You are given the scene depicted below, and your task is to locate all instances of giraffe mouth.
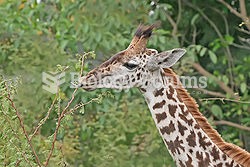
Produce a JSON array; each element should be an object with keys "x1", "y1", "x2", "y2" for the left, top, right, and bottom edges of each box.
[{"x1": 78, "y1": 76, "x2": 98, "y2": 91}]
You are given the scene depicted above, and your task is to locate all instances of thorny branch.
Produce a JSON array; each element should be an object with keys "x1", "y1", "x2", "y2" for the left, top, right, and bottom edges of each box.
[
  {"x1": 1, "y1": 104, "x2": 33, "y2": 167},
  {"x1": 4, "y1": 83, "x2": 42, "y2": 167}
]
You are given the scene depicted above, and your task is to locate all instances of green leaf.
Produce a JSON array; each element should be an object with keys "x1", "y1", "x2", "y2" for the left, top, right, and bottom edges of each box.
[
  {"x1": 195, "y1": 45, "x2": 202, "y2": 52},
  {"x1": 208, "y1": 51, "x2": 217, "y2": 64},
  {"x1": 224, "y1": 35, "x2": 234, "y2": 45},
  {"x1": 199, "y1": 47, "x2": 207, "y2": 57},
  {"x1": 191, "y1": 13, "x2": 200, "y2": 25},
  {"x1": 240, "y1": 83, "x2": 247, "y2": 93},
  {"x1": 211, "y1": 105, "x2": 223, "y2": 119}
]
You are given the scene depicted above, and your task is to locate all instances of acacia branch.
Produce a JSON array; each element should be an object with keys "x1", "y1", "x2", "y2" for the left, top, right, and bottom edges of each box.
[{"x1": 214, "y1": 120, "x2": 250, "y2": 131}]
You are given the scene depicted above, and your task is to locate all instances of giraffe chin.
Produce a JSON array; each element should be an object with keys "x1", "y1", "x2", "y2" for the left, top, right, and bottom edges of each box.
[{"x1": 78, "y1": 83, "x2": 97, "y2": 91}]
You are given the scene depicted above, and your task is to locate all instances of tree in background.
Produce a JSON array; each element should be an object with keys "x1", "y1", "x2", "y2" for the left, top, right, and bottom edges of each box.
[{"x1": 0, "y1": 0, "x2": 249, "y2": 166}]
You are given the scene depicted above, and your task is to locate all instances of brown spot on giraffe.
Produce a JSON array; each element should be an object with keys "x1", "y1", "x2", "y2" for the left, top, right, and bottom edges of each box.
[
  {"x1": 140, "y1": 88, "x2": 146, "y2": 92},
  {"x1": 216, "y1": 163, "x2": 223, "y2": 167},
  {"x1": 168, "y1": 104, "x2": 177, "y2": 118},
  {"x1": 225, "y1": 161, "x2": 235, "y2": 167},
  {"x1": 179, "y1": 160, "x2": 185, "y2": 167},
  {"x1": 211, "y1": 145, "x2": 220, "y2": 161},
  {"x1": 160, "y1": 121, "x2": 175, "y2": 135},
  {"x1": 137, "y1": 73, "x2": 140, "y2": 80},
  {"x1": 153, "y1": 88, "x2": 164, "y2": 97},
  {"x1": 155, "y1": 112, "x2": 167, "y2": 123},
  {"x1": 177, "y1": 120, "x2": 187, "y2": 136},
  {"x1": 165, "y1": 136, "x2": 184, "y2": 155},
  {"x1": 222, "y1": 154, "x2": 227, "y2": 161},
  {"x1": 185, "y1": 155, "x2": 193, "y2": 166},
  {"x1": 196, "y1": 152, "x2": 211, "y2": 166},
  {"x1": 198, "y1": 132, "x2": 212, "y2": 150},
  {"x1": 194, "y1": 124, "x2": 200, "y2": 129},
  {"x1": 179, "y1": 104, "x2": 188, "y2": 116},
  {"x1": 166, "y1": 85, "x2": 177, "y2": 102},
  {"x1": 179, "y1": 113, "x2": 194, "y2": 126},
  {"x1": 152, "y1": 100, "x2": 166, "y2": 110},
  {"x1": 187, "y1": 130, "x2": 196, "y2": 147}
]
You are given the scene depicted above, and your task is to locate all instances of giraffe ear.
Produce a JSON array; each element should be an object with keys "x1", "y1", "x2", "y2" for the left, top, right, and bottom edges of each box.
[{"x1": 155, "y1": 48, "x2": 186, "y2": 68}]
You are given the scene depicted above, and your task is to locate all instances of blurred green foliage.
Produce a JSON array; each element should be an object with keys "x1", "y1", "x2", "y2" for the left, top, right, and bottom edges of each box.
[{"x1": 0, "y1": 0, "x2": 250, "y2": 166}]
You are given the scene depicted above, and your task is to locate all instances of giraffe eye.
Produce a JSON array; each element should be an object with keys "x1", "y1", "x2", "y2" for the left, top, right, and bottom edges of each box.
[{"x1": 123, "y1": 62, "x2": 138, "y2": 70}]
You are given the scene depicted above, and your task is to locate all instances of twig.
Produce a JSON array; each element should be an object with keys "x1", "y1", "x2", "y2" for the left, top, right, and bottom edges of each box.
[
  {"x1": 237, "y1": 27, "x2": 250, "y2": 35},
  {"x1": 4, "y1": 83, "x2": 42, "y2": 167},
  {"x1": 200, "y1": 97, "x2": 250, "y2": 104},
  {"x1": 29, "y1": 95, "x2": 58, "y2": 141},
  {"x1": 165, "y1": 11, "x2": 178, "y2": 37},
  {"x1": 68, "y1": 92, "x2": 108, "y2": 114},
  {"x1": 193, "y1": 87, "x2": 227, "y2": 98},
  {"x1": 214, "y1": 120, "x2": 250, "y2": 131},
  {"x1": 231, "y1": 42, "x2": 250, "y2": 51},
  {"x1": 176, "y1": 0, "x2": 182, "y2": 28},
  {"x1": 210, "y1": 7, "x2": 229, "y2": 34},
  {"x1": 15, "y1": 160, "x2": 21, "y2": 167}
]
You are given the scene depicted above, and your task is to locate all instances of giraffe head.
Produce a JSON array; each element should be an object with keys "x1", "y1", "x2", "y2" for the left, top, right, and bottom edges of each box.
[{"x1": 79, "y1": 24, "x2": 186, "y2": 91}]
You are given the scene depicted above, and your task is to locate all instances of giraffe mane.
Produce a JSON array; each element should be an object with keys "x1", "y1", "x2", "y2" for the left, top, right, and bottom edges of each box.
[{"x1": 163, "y1": 68, "x2": 250, "y2": 166}]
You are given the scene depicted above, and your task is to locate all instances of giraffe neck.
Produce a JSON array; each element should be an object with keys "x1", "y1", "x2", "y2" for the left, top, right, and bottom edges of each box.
[{"x1": 141, "y1": 70, "x2": 241, "y2": 167}]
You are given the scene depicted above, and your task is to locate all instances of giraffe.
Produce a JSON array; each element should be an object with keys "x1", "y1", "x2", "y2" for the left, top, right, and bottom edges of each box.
[{"x1": 79, "y1": 24, "x2": 250, "y2": 167}]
